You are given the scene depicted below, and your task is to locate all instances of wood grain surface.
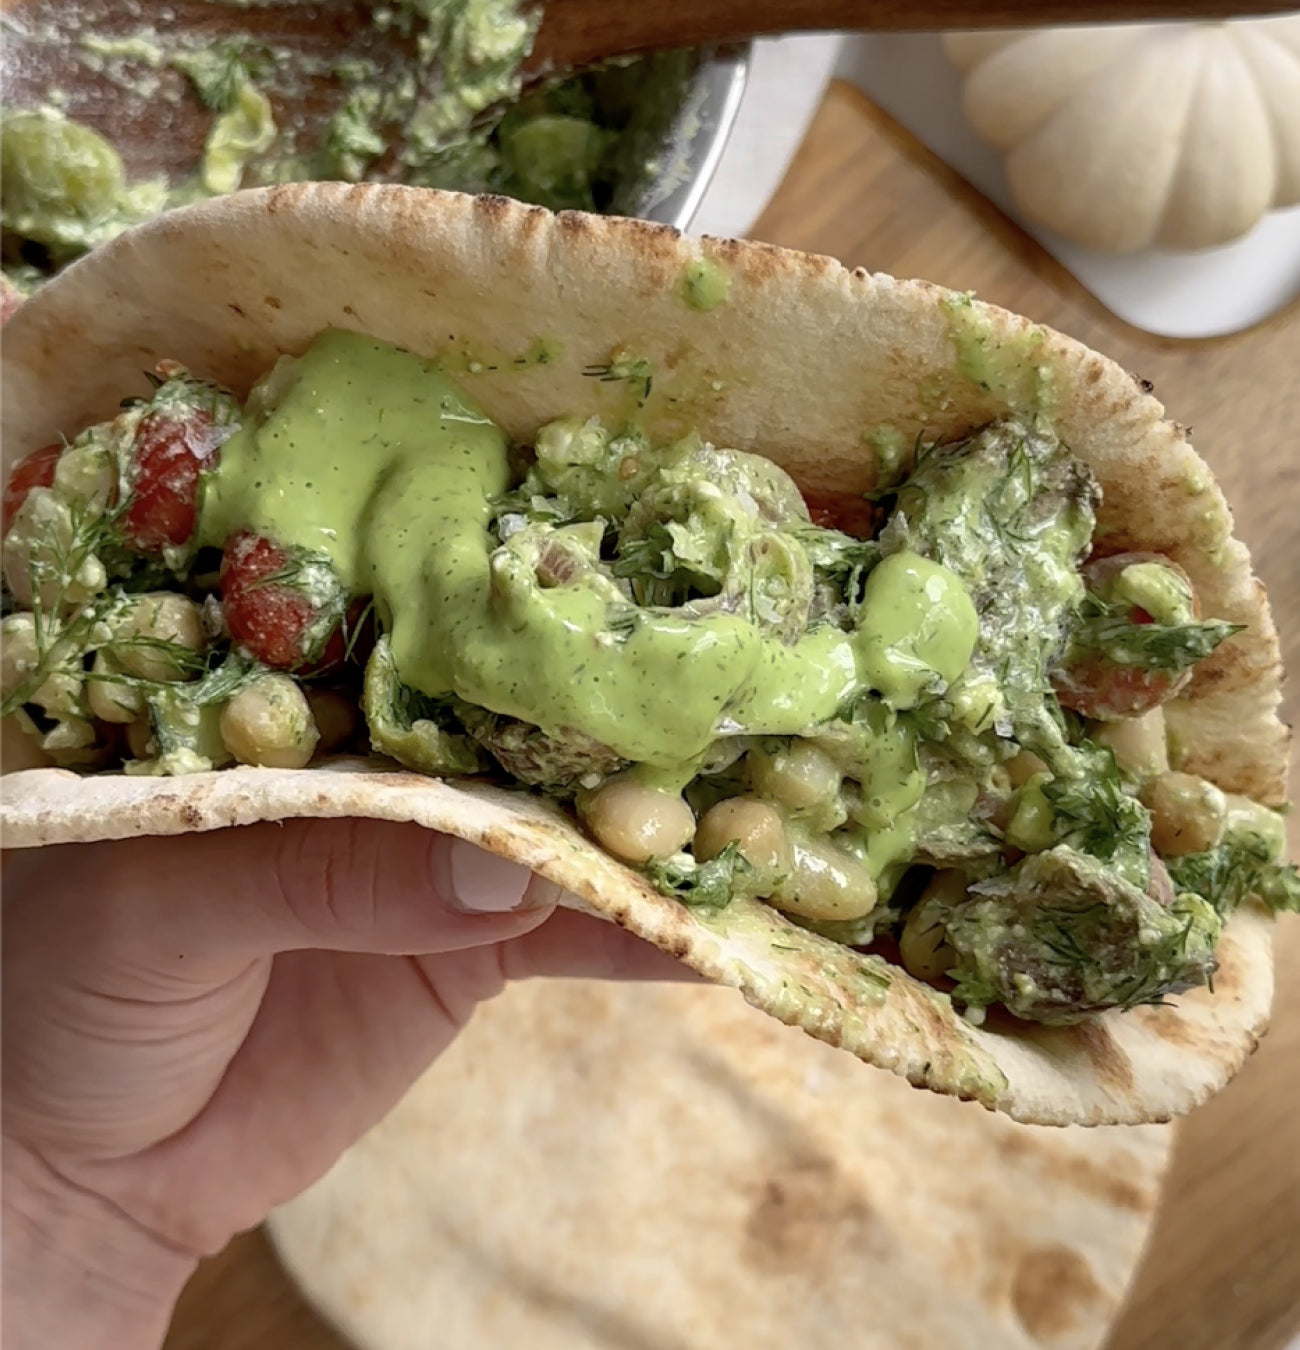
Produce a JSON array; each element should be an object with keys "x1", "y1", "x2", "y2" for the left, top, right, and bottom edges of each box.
[
  {"x1": 163, "y1": 80, "x2": 1300, "y2": 1350},
  {"x1": 531, "y1": 0, "x2": 1300, "y2": 71}
]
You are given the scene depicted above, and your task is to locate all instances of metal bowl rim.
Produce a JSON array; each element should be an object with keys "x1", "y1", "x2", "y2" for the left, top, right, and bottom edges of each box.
[{"x1": 637, "y1": 43, "x2": 751, "y2": 232}]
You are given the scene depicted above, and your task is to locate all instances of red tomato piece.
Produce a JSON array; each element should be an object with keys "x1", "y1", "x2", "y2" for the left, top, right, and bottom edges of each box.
[
  {"x1": 221, "y1": 532, "x2": 320, "y2": 670},
  {"x1": 802, "y1": 489, "x2": 878, "y2": 539},
  {"x1": 1052, "y1": 658, "x2": 1185, "y2": 720},
  {"x1": 1053, "y1": 550, "x2": 1199, "y2": 718},
  {"x1": 122, "y1": 410, "x2": 226, "y2": 551},
  {"x1": 300, "y1": 599, "x2": 375, "y2": 677},
  {"x1": 2, "y1": 443, "x2": 63, "y2": 535}
]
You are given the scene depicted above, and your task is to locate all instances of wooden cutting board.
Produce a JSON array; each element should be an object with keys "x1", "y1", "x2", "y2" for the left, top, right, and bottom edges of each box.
[{"x1": 164, "y1": 80, "x2": 1300, "y2": 1350}]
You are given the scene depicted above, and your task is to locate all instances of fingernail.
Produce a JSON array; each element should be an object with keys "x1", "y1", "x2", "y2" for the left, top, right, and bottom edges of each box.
[{"x1": 442, "y1": 838, "x2": 561, "y2": 913}]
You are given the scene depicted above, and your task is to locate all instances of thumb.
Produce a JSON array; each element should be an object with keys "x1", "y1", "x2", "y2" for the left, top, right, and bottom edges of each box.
[{"x1": 9, "y1": 818, "x2": 562, "y2": 974}]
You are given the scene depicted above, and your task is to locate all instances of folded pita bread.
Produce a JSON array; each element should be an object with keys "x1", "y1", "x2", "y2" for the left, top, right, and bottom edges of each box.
[
  {"x1": 0, "y1": 183, "x2": 1288, "y2": 1125},
  {"x1": 268, "y1": 978, "x2": 1173, "y2": 1350}
]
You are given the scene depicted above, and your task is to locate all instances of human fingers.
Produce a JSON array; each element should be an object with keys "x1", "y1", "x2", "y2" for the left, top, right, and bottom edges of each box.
[
  {"x1": 3, "y1": 818, "x2": 561, "y2": 985},
  {"x1": 2, "y1": 820, "x2": 558, "y2": 1155}
]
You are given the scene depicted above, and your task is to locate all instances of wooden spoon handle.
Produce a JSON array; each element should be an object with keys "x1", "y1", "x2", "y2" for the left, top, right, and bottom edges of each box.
[{"x1": 529, "y1": 0, "x2": 1300, "y2": 73}]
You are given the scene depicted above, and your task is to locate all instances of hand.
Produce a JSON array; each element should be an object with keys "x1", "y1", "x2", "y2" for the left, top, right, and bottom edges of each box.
[{"x1": 2, "y1": 818, "x2": 685, "y2": 1350}]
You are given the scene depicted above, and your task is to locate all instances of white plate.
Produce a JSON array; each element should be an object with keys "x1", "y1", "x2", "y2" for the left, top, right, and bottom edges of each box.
[{"x1": 836, "y1": 33, "x2": 1300, "y2": 340}]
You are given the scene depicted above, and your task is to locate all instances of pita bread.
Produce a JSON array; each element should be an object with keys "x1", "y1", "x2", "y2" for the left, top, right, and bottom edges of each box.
[
  {"x1": 268, "y1": 978, "x2": 1174, "y2": 1350},
  {"x1": 0, "y1": 184, "x2": 1288, "y2": 1124}
]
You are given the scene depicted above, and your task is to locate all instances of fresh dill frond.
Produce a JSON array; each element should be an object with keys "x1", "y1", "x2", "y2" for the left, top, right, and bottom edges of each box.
[
  {"x1": 1169, "y1": 837, "x2": 1300, "y2": 917},
  {"x1": 1041, "y1": 755, "x2": 1150, "y2": 884},
  {"x1": 1, "y1": 493, "x2": 137, "y2": 718},
  {"x1": 341, "y1": 597, "x2": 376, "y2": 664},
  {"x1": 581, "y1": 354, "x2": 654, "y2": 407},
  {"x1": 1070, "y1": 592, "x2": 1241, "y2": 672},
  {"x1": 611, "y1": 523, "x2": 717, "y2": 607},
  {"x1": 185, "y1": 649, "x2": 261, "y2": 706},
  {"x1": 89, "y1": 633, "x2": 212, "y2": 684}
]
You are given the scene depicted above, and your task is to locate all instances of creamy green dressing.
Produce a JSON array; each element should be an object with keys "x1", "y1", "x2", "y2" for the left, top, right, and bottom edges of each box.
[
  {"x1": 864, "y1": 425, "x2": 908, "y2": 487},
  {"x1": 943, "y1": 292, "x2": 1057, "y2": 414},
  {"x1": 680, "y1": 259, "x2": 730, "y2": 312},
  {"x1": 199, "y1": 330, "x2": 980, "y2": 771},
  {"x1": 11, "y1": 326, "x2": 1288, "y2": 1027},
  {"x1": 1112, "y1": 561, "x2": 1193, "y2": 624},
  {"x1": 0, "y1": 109, "x2": 165, "y2": 259},
  {"x1": 854, "y1": 552, "x2": 978, "y2": 709},
  {"x1": 200, "y1": 82, "x2": 276, "y2": 195}
]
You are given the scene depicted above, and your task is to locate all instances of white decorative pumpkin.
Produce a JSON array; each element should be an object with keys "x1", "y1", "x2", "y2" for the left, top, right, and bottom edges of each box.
[{"x1": 943, "y1": 19, "x2": 1300, "y2": 253}]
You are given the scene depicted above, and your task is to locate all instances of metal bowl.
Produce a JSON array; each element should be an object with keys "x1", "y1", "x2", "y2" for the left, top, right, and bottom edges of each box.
[
  {"x1": 0, "y1": 17, "x2": 749, "y2": 296},
  {"x1": 634, "y1": 46, "x2": 751, "y2": 230}
]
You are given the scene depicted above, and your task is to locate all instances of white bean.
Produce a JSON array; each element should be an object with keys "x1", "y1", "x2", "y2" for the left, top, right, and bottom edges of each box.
[
  {"x1": 2, "y1": 615, "x2": 80, "y2": 715},
  {"x1": 1093, "y1": 707, "x2": 1169, "y2": 781},
  {"x1": 748, "y1": 739, "x2": 842, "y2": 812},
  {"x1": 113, "y1": 593, "x2": 207, "y2": 681},
  {"x1": 693, "y1": 797, "x2": 791, "y2": 886},
  {"x1": 220, "y1": 674, "x2": 319, "y2": 769},
  {"x1": 1003, "y1": 749, "x2": 1047, "y2": 789},
  {"x1": 86, "y1": 651, "x2": 145, "y2": 723},
  {"x1": 580, "y1": 777, "x2": 695, "y2": 864},
  {"x1": 1142, "y1": 771, "x2": 1226, "y2": 856},
  {"x1": 53, "y1": 442, "x2": 117, "y2": 513},
  {"x1": 3, "y1": 490, "x2": 75, "y2": 609},
  {"x1": 770, "y1": 836, "x2": 877, "y2": 922}
]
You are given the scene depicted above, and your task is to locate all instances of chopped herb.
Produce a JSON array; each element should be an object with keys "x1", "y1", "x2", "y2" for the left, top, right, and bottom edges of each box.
[
  {"x1": 791, "y1": 523, "x2": 881, "y2": 625},
  {"x1": 948, "y1": 848, "x2": 1221, "y2": 1023},
  {"x1": 886, "y1": 419, "x2": 1099, "y2": 763},
  {"x1": 1169, "y1": 834, "x2": 1300, "y2": 917},
  {"x1": 582, "y1": 354, "x2": 654, "y2": 406},
  {"x1": 1041, "y1": 753, "x2": 1151, "y2": 888},
  {"x1": 645, "y1": 842, "x2": 748, "y2": 909},
  {"x1": 173, "y1": 40, "x2": 274, "y2": 114},
  {"x1": 612, "y1": 521, "x2": 719, "y2": 607},
  {"x1": 1070, "y1": 592, "x2": 1240, "y2": 672}
]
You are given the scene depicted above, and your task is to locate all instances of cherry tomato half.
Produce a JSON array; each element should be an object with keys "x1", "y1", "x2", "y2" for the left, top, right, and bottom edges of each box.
[
  {"x1": 2, "y1": 443, "x2": 63, "y2": 535},
  {"x1": 1052, "y1": 660, "x2": 1184, "y2": 721},
  {"x1": 123, "y1": 409, "x2": 227, "y2": 552},
  {"x1": 1052, "y1": 551, "x2": 1197, "y2": 719},
  {"x1": 220, "y1": 532, "x2": 353, "y2": 672}
]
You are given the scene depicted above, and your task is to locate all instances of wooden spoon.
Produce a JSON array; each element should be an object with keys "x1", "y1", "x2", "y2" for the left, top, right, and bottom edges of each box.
[
  {"x1": 3, "y1": 0, "x2": 1293, "y2": 187},
  {"x1": 532, "y1": 0, "x2": 1300, "y2": 73}
]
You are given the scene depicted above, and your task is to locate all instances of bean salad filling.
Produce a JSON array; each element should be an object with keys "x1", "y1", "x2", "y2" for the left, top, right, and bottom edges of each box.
[{"x1": 4, "y1": 328, "x2": 1297, "y2": 1025}]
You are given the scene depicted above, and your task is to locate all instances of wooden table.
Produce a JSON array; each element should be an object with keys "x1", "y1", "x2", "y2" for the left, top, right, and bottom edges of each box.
[{"x1": 165, "y1": 81, "x2": 1300, "y2": 1350}]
